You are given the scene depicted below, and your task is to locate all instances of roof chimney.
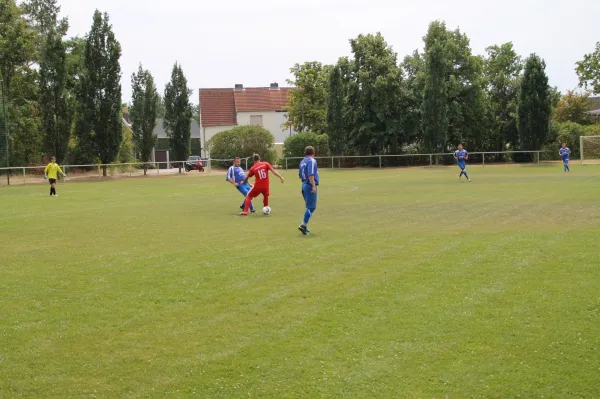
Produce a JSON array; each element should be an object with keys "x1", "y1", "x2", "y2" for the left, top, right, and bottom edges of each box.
[
  {"x1": 270, "y1": 82, "x2": 279, "y2": 91},
  {"x1": 234, "y1": 84, "x2": 244, "y2": 91}
]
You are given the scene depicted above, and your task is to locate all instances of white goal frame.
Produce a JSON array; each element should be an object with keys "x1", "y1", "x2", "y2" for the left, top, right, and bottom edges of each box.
[{"x1": 580, "y1": 135, "x2": 600, "y2": 165}]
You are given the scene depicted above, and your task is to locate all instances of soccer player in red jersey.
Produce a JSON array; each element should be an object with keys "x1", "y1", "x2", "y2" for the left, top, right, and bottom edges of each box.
[{"x1": 239, "y1": 154, "x2": 285, "y2": 216}]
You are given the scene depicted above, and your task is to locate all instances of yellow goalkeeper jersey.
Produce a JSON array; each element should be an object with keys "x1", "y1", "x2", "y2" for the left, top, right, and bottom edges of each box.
[{"x1": 44, "y1": 162, "x2": 63, "y2": 179}]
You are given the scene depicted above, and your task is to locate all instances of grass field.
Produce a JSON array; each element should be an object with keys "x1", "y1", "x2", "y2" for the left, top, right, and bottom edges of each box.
[{"x1": 1, "y1": 165, "x2": 600, "y2": 398}]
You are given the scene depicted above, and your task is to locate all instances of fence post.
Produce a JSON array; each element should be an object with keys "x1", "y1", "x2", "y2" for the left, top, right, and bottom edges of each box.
[
  {"x1": 379, "y1": 155, "x2": 382, "y2": 169},
  {"x1": 536, "y1": 152, "x2": 540, "y2": 164},
  {"x1": 157, "y1": 164, "x2": 160, "y2": 175},
  {"x1": 97, "y1": 165, "x2": 101, "y2": 179},
  {"x1": 285, "y1": 158, "x2": 288, "y2": 170},
  {"x1": 23, "y1": 168, "x2": 26, "y2": 184},
  {"x1": 429, "y1": 154, "x2": 433, "y2": 166},
  {"x1": 331, "y1": 157, "x2": 334, "y2": 169},
  {"x1": 482, "y1": 154, "x2": 485, "y2": 167},
  {"x1": 580, "y1": 136, "x2": 584, "y2": 165}
]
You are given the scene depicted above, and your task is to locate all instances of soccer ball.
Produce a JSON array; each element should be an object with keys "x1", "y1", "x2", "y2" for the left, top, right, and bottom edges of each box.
[{"x1": 262, "y1": 206, "x2": 272, "y2": 215}]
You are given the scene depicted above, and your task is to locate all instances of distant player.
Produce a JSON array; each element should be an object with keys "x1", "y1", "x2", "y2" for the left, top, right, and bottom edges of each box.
[
  {"x1": 44, "y1": 156, "x2": 66, "y2": 197},
  {"x1": 559, "y1": 143, "x2": 571, "y2": 172},
  {"x1": 239, "y1": 154, "x2": 285, "y2": 216},
  {"x1": 298, "y1": 146, "x2": 319, "y2": 236},
  {"x1": 454, "y1": 144, "x2": 471, "y2": 182},
  {"x1": 226, "y1": 157, "x2": 255, "y2": 213}
]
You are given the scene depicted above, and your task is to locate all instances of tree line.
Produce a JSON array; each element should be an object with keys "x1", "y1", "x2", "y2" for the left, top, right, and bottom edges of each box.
[
  {"x1": 0, "y1": 0, "x2": 193, "y2": 174},
  {"x1": 285, "y1": 22, "x2": 600, "y2": 160}
]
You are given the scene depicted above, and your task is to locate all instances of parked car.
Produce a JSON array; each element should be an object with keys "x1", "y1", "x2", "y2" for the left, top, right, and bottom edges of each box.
[{"x1": 185, "y1": 155, "x2": 205, "y2": 172}]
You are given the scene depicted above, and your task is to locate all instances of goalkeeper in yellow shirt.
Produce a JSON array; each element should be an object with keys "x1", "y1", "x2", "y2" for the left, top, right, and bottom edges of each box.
[{"x1": 44, "y1": 156, "x2": 66, "y2": 197}]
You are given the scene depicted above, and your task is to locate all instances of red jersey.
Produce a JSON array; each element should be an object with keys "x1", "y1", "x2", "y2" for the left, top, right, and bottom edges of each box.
[{"x1": 247, "y1": 162, "x2": 273, "y2": 188}]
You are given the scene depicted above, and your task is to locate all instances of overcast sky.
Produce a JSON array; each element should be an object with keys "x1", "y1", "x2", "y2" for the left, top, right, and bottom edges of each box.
[{"x1": 57, "y1": 0, "x2": 599, "y2": 103}]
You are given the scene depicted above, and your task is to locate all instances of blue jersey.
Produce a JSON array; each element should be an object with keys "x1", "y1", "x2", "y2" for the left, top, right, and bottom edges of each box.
[
  {"x1": 226, "y1": 166, "x2": 247, "y2": 184},
  {"x1": 455, "y1": 149, "x2": 468, "y2": 162},
  {"x1": 299, "y1": 157, "x2": 319, "y2": 186},
  {"x1": 559, "y1": 147, "x2": 571, "y2": 162}
]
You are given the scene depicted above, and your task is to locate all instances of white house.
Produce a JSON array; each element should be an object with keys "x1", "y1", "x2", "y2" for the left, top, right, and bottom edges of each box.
[{"x1": 199, "y1": 83, "x2": 297, "y2": 157}]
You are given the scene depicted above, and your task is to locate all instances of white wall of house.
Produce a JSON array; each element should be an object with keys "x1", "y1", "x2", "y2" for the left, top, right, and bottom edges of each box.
[{"x1": 237, "y1": 111, "x2": 293, "y2": 144}]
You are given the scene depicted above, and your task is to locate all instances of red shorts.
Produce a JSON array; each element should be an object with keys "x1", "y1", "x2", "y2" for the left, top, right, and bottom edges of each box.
[{"x1": 248, "y1": 186, "x2": 269, "y2": 198}]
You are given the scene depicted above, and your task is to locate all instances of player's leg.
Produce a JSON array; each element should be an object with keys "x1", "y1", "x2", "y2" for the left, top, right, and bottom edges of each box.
[
  {"x1": 458, "y1": 165, "x2": 464, "y2": 179},
  {"x1": 241, "y1": 187, "x2": 259, "y2": 215},
  {"x1": 49, "y1": 179, "x2": 56, "y2": 196},
  {"x1": 238, "y1": 184, "x2": 255, "y2": 212},
  {"x1": 299, "y1": 185, "x2": 317, "y2": 235},
  {"x1": 565, "y1": 160, "x2": 570, "y2": 172},
  {"x1": 262, "y1": 189, "x2": 269, "y2": 207},
  {"x1": 462, "y1": 167, "x2": 470, "y2": 182}
]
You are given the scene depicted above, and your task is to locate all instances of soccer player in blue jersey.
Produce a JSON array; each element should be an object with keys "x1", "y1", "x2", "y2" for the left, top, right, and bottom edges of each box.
[
  {"x1": 298, "y1": 146, "x2": 319, "y2": 236},
  {"x1": 454, "y1": 144, "x2": 471, "y2": 182},
  {"x1": 226, "y1": 157, "x2": 255, "y2": 213},
  {"x1": 559, "y1": 143, "x2": 571, "y2": 172}
]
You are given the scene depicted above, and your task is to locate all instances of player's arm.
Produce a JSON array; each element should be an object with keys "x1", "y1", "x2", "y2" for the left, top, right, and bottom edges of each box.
[
  {"x1": 267, "y1": 164, "x2": 285, "y2": 183},
  {"x1": 241, "y1": 169, "x2": 253, "y2": 185},
  {"x1": 308, "y1": 175, "x2": 317, "y2": 193},
  {"x1": 227, "y1": 168, "x2": 238, "y2": 187},
  {"x1": 44, "y1": 164, "x2": 49, "y2": 179},
  {"x1": 464, "y1": 151, "x2": 469, "y2": 161},
  {"x1": 58, "y1": 165, "x2": 66, "y2": 177}
]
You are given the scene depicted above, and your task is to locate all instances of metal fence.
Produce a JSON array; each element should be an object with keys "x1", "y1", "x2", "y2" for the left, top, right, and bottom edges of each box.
[
  {"x1": 279, "y1": 150, "x2": 545, "y2": 170},
  {"x1": 0, "y1": 151, "x2": 553, "y2": 186},
  {"x1": 0, "y1": 158, "x2": 250, "y2": 186}
]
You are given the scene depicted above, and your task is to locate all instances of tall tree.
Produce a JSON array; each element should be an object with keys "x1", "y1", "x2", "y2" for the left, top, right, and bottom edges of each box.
[
  {"x1": 517, "y1": 54, "x2": 551, "y2": 156},
  {"x1": 576, "y1": 42, "x2": 600, "y2": 95},
  {"x1": 130, "y1": 64, "x2": 158, "y2": 175},
  {"x1": 76, "y1": 10, "x2": 122, "y2": 175},
  {"x1": 21, "y1": 0, "x2": 68, "y2": 36},
  {"x1": 421, "y1": 21, "x2": 489, "y2": 153},
  {"x1": 421, "y1": 21, "x2": 449, "y2": 153},
  {"x1": 344, "y1": 33, "x2": 404, "y2": 155},
  {"x1": 0, "y1": 0, "x2": 41, "y2": 166},
  {"x1": 164, "y1": 62, "x2": 192, "y2": 172},
  {"x1": 401, "y1": 50, "x2": 425, "y2": 146},
  {"x1": 326, "y1": 61, "x2": 348, "y2": 154},
  {"x1": 484, "y1": 42, "x2": 522, "y2": 151},
  {"x1": 39, "y1": 29, "x2": 72, "y2": 162},
  {"x1": 285, "y1": 61, "x2": 332, "y2": 133},
  {"x1": 552, "y1": 90, "x2": 594, "y2": 125}
]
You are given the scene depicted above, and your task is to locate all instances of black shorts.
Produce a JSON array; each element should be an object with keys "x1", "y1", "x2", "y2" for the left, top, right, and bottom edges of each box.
[{"x1": 49, "y1": 178, "x2": 56, "y2": 185}]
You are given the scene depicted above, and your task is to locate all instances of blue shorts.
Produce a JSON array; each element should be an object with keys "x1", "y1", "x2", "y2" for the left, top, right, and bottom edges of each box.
[
  {"x1": 563, "y1": 158, "x2": 569, "y2": 165},
  {"x1": 302, "y1": 183, "x2": 318, "y2": 208},
  {"x1": 457, "y1": 162, "x2": 466, "y2": 170},
  {"x1": 237, "y1": 183, "x2": 252, "y2": 196}
]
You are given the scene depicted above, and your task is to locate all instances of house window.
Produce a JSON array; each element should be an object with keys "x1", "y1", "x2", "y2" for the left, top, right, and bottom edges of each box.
[{"x1": 250, "y1": 115, "x2": 263, "y2": 126}]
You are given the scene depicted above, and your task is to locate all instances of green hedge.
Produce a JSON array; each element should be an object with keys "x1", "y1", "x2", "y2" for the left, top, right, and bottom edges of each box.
[
  {"x1": 208, "y1": 126, "x2": 276, "y2": 168},
  {"x1": 541, "y1": 122, "x2": 600, "y2": 160},
  {"x1": 281, "y1": 133, "x2": 329, "y2": 168}
]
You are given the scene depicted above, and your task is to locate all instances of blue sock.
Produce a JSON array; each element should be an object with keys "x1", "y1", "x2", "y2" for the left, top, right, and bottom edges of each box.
[
  {"x1": 464, "y1": 171, "x2": 469, "y2": 180},
  {"x1": 459, "y1": 171, "x2": 464, "y2": 177},
  {"x1": 302, "y1": 208, "x2": 316, "y2": 225},
  {"x1": 566, "y1": 164, "x2": 570, "y2": 172}
]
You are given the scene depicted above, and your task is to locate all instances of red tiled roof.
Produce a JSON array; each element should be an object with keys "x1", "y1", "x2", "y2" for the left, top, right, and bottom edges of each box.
[
  {"x1": 199, "y1": 87, "x2": 295, "y2": 127},
  {"x1": 234, "y1": 87, "x2": 293, "y2": 112},
  {"x1": 199, "y1": 89, "x2": 237, "y2": 127}
]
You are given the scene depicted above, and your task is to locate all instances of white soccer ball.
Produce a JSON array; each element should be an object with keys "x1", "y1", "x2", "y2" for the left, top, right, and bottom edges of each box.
[{"x1": 262, "y1": 206, "x2": 272, "y2": 215}]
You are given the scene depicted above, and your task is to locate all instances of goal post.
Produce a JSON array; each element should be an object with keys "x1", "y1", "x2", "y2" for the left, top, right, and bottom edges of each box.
[{"x1": 580, "y1": 135, "x2": 600, "y2": 165}]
